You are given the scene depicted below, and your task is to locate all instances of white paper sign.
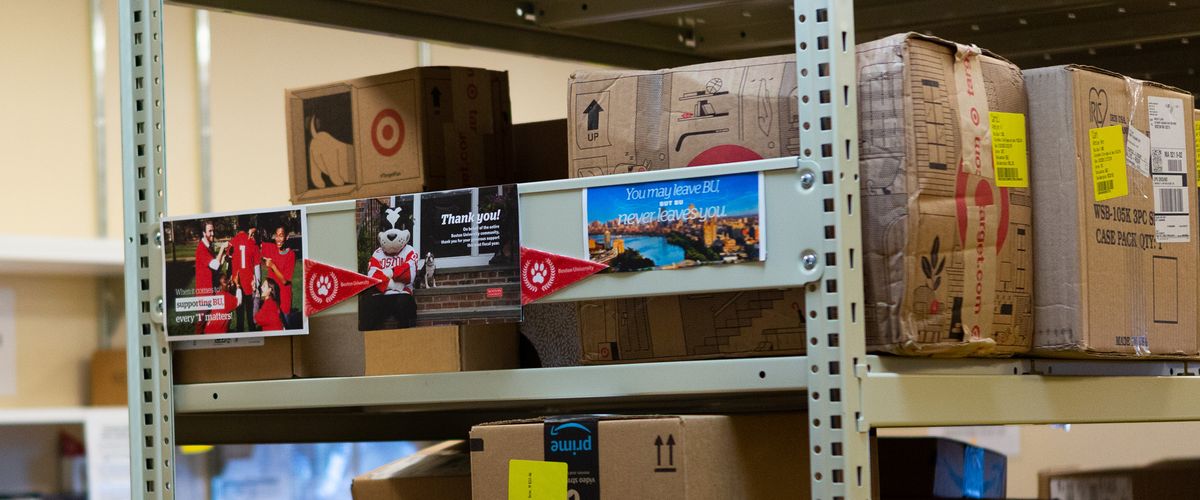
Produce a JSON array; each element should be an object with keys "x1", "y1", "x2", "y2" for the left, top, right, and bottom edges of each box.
[
  {"x1": 85, "y1": 409, "x2": 132, "y2": 500},
  {"x1": 0, "y1": 289, "x2": 14, "y2": 396}
]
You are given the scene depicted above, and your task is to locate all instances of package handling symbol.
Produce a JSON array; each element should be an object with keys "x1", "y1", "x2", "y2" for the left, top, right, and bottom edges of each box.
[
  {"x1": 654, "y1": 434, "x2": 677, "y2": 473},
  {"x1": 584, "y1": 99, "x2": 604, "y2": 131},
  {"x1": 431, "y1": 86, "x2": 442, "y2": 108}
]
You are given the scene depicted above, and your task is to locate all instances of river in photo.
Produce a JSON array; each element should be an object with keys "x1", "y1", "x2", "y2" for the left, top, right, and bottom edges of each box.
[{"x1": 591, "y1": 234, "x2": 685, "y2": 266}]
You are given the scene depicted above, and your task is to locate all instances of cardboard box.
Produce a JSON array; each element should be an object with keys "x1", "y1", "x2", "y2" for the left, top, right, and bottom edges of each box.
[
  {"x1": 470, "y1": 413, "x2": 809, "y2": 500},
  {"x1": 567, "y1": 55, "x2": 799, "y2": 177},
  {"x1": 858, "y1": 33, "x2": 1034, "y2": 356},
  {"x1": 513, "y1": 119, "x2": 568, "y2": 182},
  {"x1": 173, "y1": 313, "x2": 519, "y2": 383},
  {"x1": 878, "y1": 437, "x2": 1006, "y2": 499},
  {"x1": 286, "y1": 67, "x2": 513, "y2": 203},
  {"x1": 1039, "y1": 459, "x2": 1200, "y2": 499},
  {"x1": 173, "y1": 336, "x2": 295, "y2": 384},
  {"x1": 578, "y1": 288, "x2": 807, "y2": 363},
  {"x1": 352, "y1": 441, "x2": 471, "y2": 500},
  {"x1": 1026, "y1": 65, "x2": 1198, "y2": 357},
  {"x1": 89, "y1": 349, "x2": 127, "y2": 406},
  {"x1": 365, "y1": 323, "x2": 519, "y2": 375}
]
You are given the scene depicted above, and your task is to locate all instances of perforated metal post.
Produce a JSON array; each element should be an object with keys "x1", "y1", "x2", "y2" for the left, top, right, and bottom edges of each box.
[
  {"x1": 795, "y1": 0, "x2": 870, "y2": 499},
  {"x1": 120, "y1": 0, "x2": 175, "y2": 497}
]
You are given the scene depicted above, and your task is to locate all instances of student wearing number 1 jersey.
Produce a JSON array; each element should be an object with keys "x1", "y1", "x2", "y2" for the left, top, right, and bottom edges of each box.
[{"x1": 228, "y1": 223, "x2": 261, "y2": 331}]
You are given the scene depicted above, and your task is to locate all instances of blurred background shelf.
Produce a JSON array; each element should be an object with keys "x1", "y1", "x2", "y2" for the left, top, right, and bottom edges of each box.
[{"x1": 0, "y1": 236, "x2": 123, "y2": 276}]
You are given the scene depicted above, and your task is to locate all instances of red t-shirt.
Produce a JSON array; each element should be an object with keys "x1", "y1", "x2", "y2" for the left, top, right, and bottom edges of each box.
[
  {"x1": 202, "y1": 292, "x2": 239, "y2": 334},
  {"x1": 229, "y1": 232, "x2": 260, "y2": 296},
  {"x1": 255, "y1": 298, "x2": 284, "y2": 331},
  {"x1": 261, "y1": 243, "x2": 297, "y2": 313},
  {"x1": 194, "y1": 240, "x2": 217, "y2": 293}
]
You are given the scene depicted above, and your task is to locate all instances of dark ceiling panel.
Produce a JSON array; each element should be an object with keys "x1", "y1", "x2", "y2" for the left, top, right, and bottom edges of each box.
[{"x1": 168, "y1": 0, "x2": 1200, "y2": 92}]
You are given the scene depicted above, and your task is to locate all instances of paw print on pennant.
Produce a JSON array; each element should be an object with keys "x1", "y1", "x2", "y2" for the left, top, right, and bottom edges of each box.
[
  {"x1": 316, "y1": 274, "x2": 334, "y2": 298},
  {"x1": 530, "y1": 262, "x2": 548, "y2": 284}
]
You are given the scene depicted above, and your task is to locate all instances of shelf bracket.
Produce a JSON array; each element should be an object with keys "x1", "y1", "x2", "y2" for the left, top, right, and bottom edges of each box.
[
  {"x1": 120, "y1": 0, "x2": 175, "y2": 498},
  {"x1": 795, "y1": 0, "x2": 871, "y2": 499}
]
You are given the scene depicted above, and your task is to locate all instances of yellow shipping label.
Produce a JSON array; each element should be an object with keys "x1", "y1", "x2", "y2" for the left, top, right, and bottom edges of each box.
[
  {"x1": 508, "y1": 460, "x2": 567, "y2": 500},
  {"x1": 1089, "y1": 125, "x2": 1128, "y2": 202},
  {"x1": 990, "y1": 112, "x2": 1029, "y2": 187}
]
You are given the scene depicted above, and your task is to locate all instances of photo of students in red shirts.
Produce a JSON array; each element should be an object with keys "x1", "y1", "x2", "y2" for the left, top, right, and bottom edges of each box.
[{"x1": 163, "y1": 208, "x2": 307, "y2": 341}]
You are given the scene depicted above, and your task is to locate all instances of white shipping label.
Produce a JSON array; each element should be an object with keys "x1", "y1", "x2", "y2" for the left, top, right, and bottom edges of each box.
[
  {"x1": 1148, "y1": 96, "x2": 1191, "y2": 242},
  {"x1": 1126, "y1": 126, "x2": 1151, "y2": 177},
  {"x1": 0, "y1": 289, "x2": 12, "y2": 396},
  {"x1": 1050, "y1": 476, "x2": 1133, "y2": 500},
  {"x1": 172, "y1": 336, "x2": 266, "y2": 351}
]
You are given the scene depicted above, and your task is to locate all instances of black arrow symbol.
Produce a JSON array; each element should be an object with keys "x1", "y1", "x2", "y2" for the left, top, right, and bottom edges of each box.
[
  {"x1": 584, "y1": 99, "x2": 604, "y2": 131},
  {"x1": 666, "y1": 434, "x2": 676, "y2": 466},
  {"x1": 431, "y1": 87, "x2": 442, "y2": 108},
  {"x1": 655, "y1": 435, "x2": 663, "y2": 466}
]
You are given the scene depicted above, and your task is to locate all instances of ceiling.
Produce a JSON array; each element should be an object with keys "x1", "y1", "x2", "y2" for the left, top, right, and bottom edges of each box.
[{"x1": 173, "y1": 0, "x2": 1200, "y2": 92}]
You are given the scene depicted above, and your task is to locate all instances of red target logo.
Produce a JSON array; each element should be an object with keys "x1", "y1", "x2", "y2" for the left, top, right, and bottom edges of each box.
[{"x1": 370, "y1": 109, "x2": 405, "y2": 157}]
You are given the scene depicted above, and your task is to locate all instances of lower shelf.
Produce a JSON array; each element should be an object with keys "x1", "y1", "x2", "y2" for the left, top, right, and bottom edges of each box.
[{"x1": 172, "y1": 355, "x2": 1200, "y2": 444}]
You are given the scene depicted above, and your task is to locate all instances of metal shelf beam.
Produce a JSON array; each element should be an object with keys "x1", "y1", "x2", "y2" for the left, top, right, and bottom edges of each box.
[
  {"x1": 175, "y1": 357, "x2": 808, "y2": 414},
  {"x1": 863, "y1": 372, "x2": 1200, "y2": 428}
]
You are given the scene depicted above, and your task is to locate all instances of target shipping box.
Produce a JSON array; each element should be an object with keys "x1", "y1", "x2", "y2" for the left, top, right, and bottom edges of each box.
[
  {"x1": 857, "y1": 33, "x2": 1034, "y2": 356},
  {"x1": 1026, "y1": 65, "x2": 1198, "y2": 357},
  {"x1": 285, "y1": 67, "x2": 512, "y2": 203}
]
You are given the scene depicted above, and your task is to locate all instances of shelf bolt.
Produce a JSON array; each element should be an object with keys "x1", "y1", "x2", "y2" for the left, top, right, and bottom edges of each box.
[
  {"x1": 156, "y1": 297, "x2": 164, "y2": 314},
  {"x1": 800, "y1": 171, "x2": 815, "y2": 189},
  {"x1": 802, "y1": 250, "x2": 818, "y2": 270},
  {"x1": 154, "y1": 231, "x2": 162, "y2": 247}
]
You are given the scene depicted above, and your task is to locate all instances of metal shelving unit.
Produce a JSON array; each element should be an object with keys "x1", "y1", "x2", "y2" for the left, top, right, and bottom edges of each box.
[{"x1": 118, "y1": 1, "x2": 1200, "y2": 499}]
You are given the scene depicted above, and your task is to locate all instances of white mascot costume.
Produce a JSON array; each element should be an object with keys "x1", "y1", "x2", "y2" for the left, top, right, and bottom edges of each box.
[{"x1": 365, "y1": 206, "x2": 418, "y2": 327}]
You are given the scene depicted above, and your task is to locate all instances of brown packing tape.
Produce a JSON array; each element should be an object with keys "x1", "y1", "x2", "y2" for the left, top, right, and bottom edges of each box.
[{"x1": 951, "y1": 42, "x2": 998, "y2": 344}]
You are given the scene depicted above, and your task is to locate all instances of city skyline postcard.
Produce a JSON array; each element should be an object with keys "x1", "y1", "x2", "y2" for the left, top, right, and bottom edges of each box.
[{"x1": 584, "y1": 171, "x2": 765, "y2": 272}]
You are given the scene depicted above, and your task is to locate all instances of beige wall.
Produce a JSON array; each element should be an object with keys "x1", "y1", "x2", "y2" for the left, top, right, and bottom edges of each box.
[
  {"x1": 0, "y1": 2, "x2": 94, "y2": 237},
  {"x1": 0, "y1": 277, "x2": 99, "y2": 407}
]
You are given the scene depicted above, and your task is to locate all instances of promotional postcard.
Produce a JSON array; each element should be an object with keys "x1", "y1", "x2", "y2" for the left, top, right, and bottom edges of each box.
[
  {"x1": 356, "y1": 184, "x2": 521, "y2": 330},
  {"x1": 162, "y1": 207, "x2": 308, "y2": 341},
  {"x1": 584, "y1": 172, "x2": 764, "y2": 272}
]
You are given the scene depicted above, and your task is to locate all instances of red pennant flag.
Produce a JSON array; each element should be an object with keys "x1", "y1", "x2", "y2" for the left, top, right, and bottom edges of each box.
[
  {"x1": 303, "y1": 259, "x2": 382, "y2": 317},
  {"x1": 519, "y1": 247, "x2": 608, "y2": 305}
]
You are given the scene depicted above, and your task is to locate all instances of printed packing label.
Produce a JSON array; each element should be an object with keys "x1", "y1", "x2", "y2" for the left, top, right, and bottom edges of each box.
[
  {"x1": 1194, "y1": 119, "x2": 1200, "y2": 186},
  {"x1": 990, "y1": 112, "x2": 1029, "y2": 187},
  {"x1": 507, "y1": 460, "x2": 567, "y2": 500},
  {"x1": 1126, "y1": 126, "x2": 1151, "y2": 178},
  {"x1": 1089, "y1": 125, "x2": 1129, "y2": 202},
  {"x1": 1148, "y1": 96, "x2": 1190, "y2": 243}
]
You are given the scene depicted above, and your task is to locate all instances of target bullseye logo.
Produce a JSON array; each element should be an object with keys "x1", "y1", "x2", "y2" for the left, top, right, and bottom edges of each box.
[{"x1": 370, "y1": 108, "x2": 405, "y2": 157}]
